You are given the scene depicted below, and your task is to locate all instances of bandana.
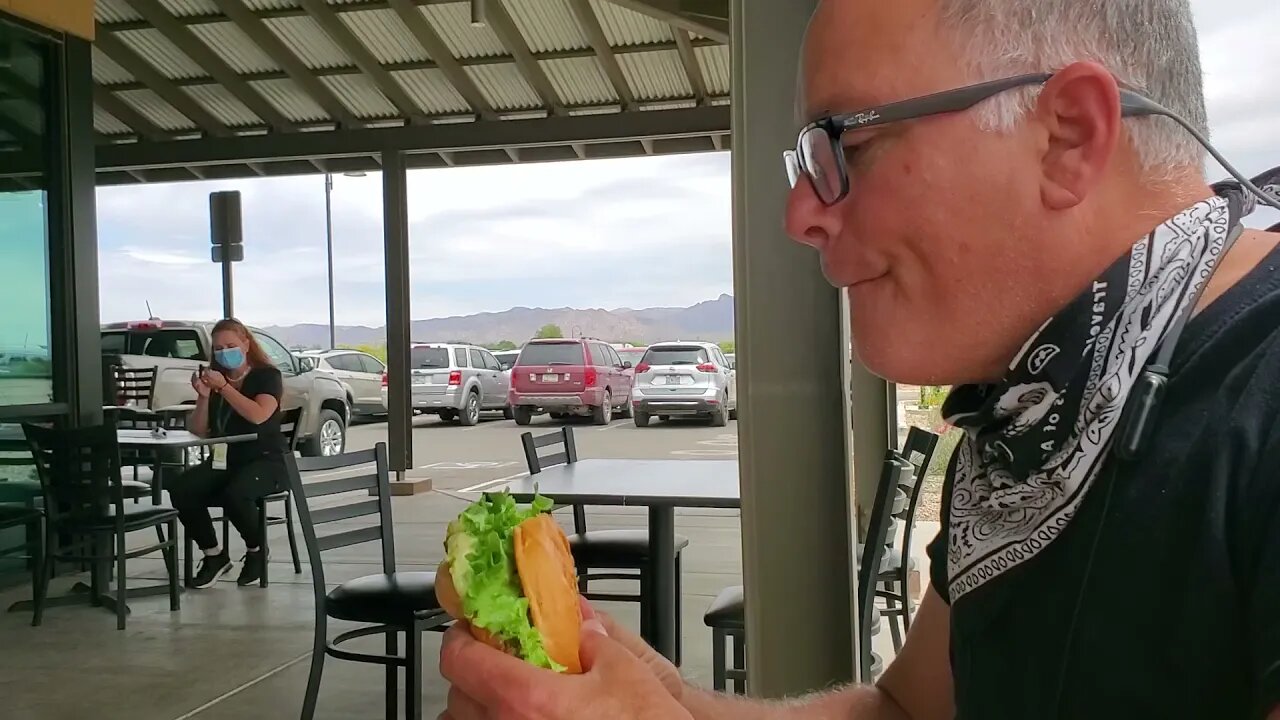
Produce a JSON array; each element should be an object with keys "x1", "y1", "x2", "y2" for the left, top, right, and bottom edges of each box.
[{"x1": 938, "y1": 170, "x2": 1278, "y2": 602}]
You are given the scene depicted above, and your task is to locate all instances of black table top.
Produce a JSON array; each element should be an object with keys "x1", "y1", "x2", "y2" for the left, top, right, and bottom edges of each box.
[{"x1": 492, "y1": 458, "x2": 741, "y2": 508}]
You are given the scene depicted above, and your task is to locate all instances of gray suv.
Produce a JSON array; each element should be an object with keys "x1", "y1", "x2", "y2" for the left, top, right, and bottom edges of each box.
[{"x1": 403, "y1": 343, "x2": 512, "y2": 425}]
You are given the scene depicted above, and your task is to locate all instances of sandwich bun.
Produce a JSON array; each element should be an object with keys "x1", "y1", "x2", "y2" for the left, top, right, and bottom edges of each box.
[{"x1": 436, "y1": 513, "x2": 583, "y2": 673}]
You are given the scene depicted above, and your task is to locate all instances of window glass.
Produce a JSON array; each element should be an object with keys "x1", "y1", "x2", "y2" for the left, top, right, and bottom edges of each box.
[
  {"x1": 253, "y1": 332, "x2": 296, "y2": 375},
  {"x1": 0, "y1": 25, "x2": 53, "y2": 407},
  {"x1": 411, "y1": 347, "x2": 449, "y2": 369},
  {"x1": 453, "y1": 348, "x2": 468, "y2": 367},
  {"x1": 480, "y1": 351, "x2": 502, "y2": 371},
  {"x1": 357, "y1": 354, "x2": 384, "y2": 374},
  {"x1": 469, "y1": 349, "x2": 486, "y2": 369},
  {"x1": 327, "y1": 354, "x2": 355, "y2": 372},
  {"x1": 642, "y1": 346, "x2": 709, "y2": 366},
  {"x1": 518, "y1": 342, "x2": 584, "y2": 365}
]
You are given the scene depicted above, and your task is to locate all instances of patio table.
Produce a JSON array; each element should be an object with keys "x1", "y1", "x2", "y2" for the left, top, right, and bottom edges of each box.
[{"x1": 473, "y1": 458, "x2": 740, "y2": 663}]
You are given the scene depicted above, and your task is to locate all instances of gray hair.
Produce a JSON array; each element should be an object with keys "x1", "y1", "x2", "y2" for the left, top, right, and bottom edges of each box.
[{"x1": 938, "y1": 0, "x2": 1209, "y2": 174}]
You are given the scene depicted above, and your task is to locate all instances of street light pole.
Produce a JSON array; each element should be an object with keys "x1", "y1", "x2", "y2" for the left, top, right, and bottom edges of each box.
[{"x1": 325, "y1": 173, "x2": 336, "y2": 349}]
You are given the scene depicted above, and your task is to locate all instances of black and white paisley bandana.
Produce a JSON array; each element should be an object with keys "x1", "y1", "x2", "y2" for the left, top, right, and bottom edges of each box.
[{"x1": 940, "y1": 166, "x2": 1280, "y2": 602}]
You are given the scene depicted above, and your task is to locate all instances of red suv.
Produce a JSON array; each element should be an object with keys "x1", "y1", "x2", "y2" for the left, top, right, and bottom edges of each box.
[{"x1": 509, "y1": 338, "x2": 634, "y2": 425}]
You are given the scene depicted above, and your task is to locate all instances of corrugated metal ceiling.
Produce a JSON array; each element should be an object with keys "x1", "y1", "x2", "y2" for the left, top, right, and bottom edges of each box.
[
  {"x1": 340, "y1": 9, "x2": 430, "y2": 65},
  {"x1": 423, "y1": 4, "x2": 508, "y2": 58},
  {"x1": 505, "y1": 0, "x2": 589, "y2": 53},
  {"x1": 619, "y1": 50, "x2": 691, "y2": 101},
  {"x1": 541, "y1": 57, "x2": 616, "y2": 107},
  {"x1": 265, "y1": 16, "x2": 353, "y2": 69},
  {"x1": 189, "y1": 22, "x2": 282, "y2": 75},
  {"x1": 589, "y1": 0, "x2": 674, "y2": 46},
  {"x1": 115, "y1": 29, "x2": 206, "y2": 80},
  {"x1": 695, "y1": 45, "x2": 730, "y2": 97}
]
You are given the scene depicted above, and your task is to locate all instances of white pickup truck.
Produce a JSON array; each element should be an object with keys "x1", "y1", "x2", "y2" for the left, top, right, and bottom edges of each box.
[{"x1": 101, "y1": 319, "x2": 350, "y2": 456}]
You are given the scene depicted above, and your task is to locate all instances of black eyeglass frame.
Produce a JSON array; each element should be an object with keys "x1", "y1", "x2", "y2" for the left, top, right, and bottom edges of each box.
[{"x1": 786, "y1": 72, "x2": 1175, "y2": 205}]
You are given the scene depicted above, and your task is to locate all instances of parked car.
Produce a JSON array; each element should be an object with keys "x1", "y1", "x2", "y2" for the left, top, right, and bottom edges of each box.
[
  {"x1": 492, "y1": 349, "x2": 521, "y2": 371},
  {"x1": 100, "y1": 319, "x2": 350, "y2": 456},
  {"x1": 631, "y1": 341, "x2": 737, "y2": 427},
  {"x1": 724, "y1": 352, "x2": 736, "y2": 370},
  {"x1": 509, "y1": 338, "x2": 633, "y2": 426},
  {"x1": 615, "y1": 346, "x2": 647, "y2": 379},
  {"x1": 388, "y1": 343, "x2": 511, "y2": 425},
  {"x1": 298, "y1": 349, "x2": 386, "y2": 419}
]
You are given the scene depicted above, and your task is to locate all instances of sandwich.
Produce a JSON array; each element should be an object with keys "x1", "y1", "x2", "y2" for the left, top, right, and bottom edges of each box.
[{"x1": 436, "y1": 491, "x2": 583, "y2": 673}]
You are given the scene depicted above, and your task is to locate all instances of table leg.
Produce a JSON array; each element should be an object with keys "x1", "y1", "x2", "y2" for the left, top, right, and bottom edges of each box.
[{"x1": 648, "y1": 506, "x2": 678, "y2": 662}]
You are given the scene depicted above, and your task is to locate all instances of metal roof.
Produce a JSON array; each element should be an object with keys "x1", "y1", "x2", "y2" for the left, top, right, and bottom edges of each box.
[{"x1": 78, "y1": 0, "x2": 731, "y2": 184}]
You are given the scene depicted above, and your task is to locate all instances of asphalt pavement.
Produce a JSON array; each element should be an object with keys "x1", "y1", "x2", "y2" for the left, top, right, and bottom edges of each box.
[{"x1": 345, "y1": 411, "x2": 740, "y2": 491}]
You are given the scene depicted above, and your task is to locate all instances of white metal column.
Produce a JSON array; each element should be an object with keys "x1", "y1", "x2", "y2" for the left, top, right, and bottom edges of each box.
[{"x1": 731, "y1": 0, "x2": 858, "y2": 697}]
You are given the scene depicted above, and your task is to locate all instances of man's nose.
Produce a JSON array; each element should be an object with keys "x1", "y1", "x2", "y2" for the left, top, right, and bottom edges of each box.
[{"x1": 784, "y1": 179, "x2": 841, "y2": 251}]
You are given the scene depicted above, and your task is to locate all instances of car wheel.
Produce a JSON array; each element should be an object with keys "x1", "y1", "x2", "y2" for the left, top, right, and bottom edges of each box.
[
  {"x1": 459, "y1": 391, "x2": 480, "y2": 427},
  {"x1": 711, "y1": 398, "x2": 729, "y2": 427},
  {"x1": 503, "y1": 405, "x2": 514, "y2": 420},
  {"x1": 592, "y1": 392, "x2": 613, "y2": 425},
  {"x1": 729, "y1": 406, "x2": 738, "y2": 421},
  {"x1": 514, "y1": 406, "x2": 533, "y2": 426},
  {"x1": 440, "y1": 409, "x2": 457, "y2": 423},
  {"x1": 634, "y1": 410, "x2": 650, "y2": 428},
  {"x1": 617, "y1": 394, "x2": 633, "y2": 419},
  {"x1": 302, "y1": 409, "x2": 346, "y2": 457}
]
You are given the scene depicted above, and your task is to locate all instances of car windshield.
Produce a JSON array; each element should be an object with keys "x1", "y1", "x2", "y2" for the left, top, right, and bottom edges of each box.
[
  {"x1": 644, "y1": 346, "x2": 708, "y2": 365},
  {"x1": 518, "y1": 342, "x2": 584, "y2": 366},
  {"x1": 411, "y1": 347, "x2": 450, "y2": 369}
]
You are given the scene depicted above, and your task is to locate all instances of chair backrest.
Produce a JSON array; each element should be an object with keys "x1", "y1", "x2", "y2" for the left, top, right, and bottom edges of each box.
[
  {"x1": 113, "y1": 366, "x2": 158, "y2": 407},
  {"x1": 895, "y1": 427, "x2": 941, "y2": 570},
  {"x1": 23, "y1": 422, "x2": 125, "y2": 528},
  {"x1": 279, "y1": 406, "x2": 303, "y2": 452},
  {"x1": 284, "y1": 444, "x2": 396, "y2": 603},
  {"x1": 858, "y1": 451, "x2": 912, "y2": 683},
  {"x1": 520, "y1": 428, "x2": 585, "y2": 532},
  {"x1": 520, "y1": 427, "x2": 577, "y2": 474}
]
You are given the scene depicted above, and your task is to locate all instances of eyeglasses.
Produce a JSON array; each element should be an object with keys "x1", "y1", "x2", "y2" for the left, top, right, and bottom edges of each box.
[{"x1": 785, "y1": 72, "x2": 1170, "y2": 206}]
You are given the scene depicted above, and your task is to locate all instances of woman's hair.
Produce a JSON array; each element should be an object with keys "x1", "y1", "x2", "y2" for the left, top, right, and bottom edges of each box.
[{"x1": 210, "y1": 318, "x2": 273, "y2": 372}]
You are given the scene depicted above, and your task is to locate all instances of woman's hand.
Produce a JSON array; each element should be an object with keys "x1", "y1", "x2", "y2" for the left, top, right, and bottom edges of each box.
[
  {"x1": 191, "y1": 372, "x2": 212, "y2": 398},
  {"x1": 439, "y1": 607, "x2": 691, "y2": 720},
  {"x1": 201, "y1": 369, "x2": 229, "y2": 392}
]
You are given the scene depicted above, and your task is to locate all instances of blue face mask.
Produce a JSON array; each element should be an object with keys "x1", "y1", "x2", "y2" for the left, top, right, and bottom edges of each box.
[{"x1": 214, "y1": 347, "x2": 245, "y2": 370}]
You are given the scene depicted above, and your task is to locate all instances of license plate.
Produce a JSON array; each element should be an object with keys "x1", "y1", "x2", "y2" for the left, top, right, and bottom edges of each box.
[
  {"x1": 412, "y1": 376, "x2": 427, "y2": 385},
  {"x1": 661, "y1": 375, "x2": 687, "y2": 385},
  {"x1": 541, "y1": 373, "x2": 559, "y2": 383}
]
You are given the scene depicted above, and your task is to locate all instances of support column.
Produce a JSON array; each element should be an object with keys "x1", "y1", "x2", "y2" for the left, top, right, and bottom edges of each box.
[
  {"x1": 731, "y1": 0, "x2": 857, "y2": 697},
  {"x1": 382, "y1": 150, "x2": 413, "y2": 476},
  {"x1": 58, "y1": 36, "x2": 102, "y2": 427}
]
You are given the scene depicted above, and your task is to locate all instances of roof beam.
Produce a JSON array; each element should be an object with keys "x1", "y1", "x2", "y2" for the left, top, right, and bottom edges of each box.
[
  {"x1": 601, "y1": 0, "x2": 728, "y2": 44},
  {"x1": 126, "y1": 0, "x2": 297, "y2": 132},
  {"x1": 93, "y1": 29, "x2": 232, "y2": 137},
  {"x1": 672, "y1": 29, "x2": 707, "y2": 105},
  {"x1": 209, "y1": 0, "x2": 365, "y2": 129},
  {"x1": 96, "y1": 39, "x2": 721, "y2": 92},
  {"x1": 568, "y1": 0, "x2": 636, "y2": 111},
  {"x1": 93, "y1": 85, "x2": 172, "y2": 141},
  {"x1": 97, "y1": 105, "x2": 728, "y2": 170},
  {"x1": 294, "y1": 0, "x2": 427, "y2": 123},
  {"x1": 386, "y1": 0, "x2": 495, "y2": 120},
  {"x1": 480, "y1": 0, "x2": 565, "y2": 115}
]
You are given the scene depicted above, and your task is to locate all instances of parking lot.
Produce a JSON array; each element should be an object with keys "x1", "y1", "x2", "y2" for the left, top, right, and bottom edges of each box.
[{"x1": 345, "y1": 413, "x2": 741, "y2": 492}]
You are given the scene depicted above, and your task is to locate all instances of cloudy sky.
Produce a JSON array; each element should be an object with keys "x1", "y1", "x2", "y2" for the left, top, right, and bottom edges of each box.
[{"x1": 94, "y1": 0, "x2": 1279, "y2": 328}]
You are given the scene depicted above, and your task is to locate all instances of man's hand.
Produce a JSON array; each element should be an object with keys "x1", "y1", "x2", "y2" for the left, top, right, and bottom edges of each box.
[
  {"x1": 589, "y1": 604, "x2": 683, "y2": 701},
  {"x1": 191, "y1": 372, "x2": 211, "y2": 398},
  {"x1": 439, "y1": 612, "x2": 691, "y2": 720},
  {"x1": 201, "y1": 369, "x2": 228, "y2": 391}
]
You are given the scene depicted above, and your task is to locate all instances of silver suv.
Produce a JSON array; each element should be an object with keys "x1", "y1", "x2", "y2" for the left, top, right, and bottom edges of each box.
[
  {"x1": 631, "y1": 341, "x2": 738, "y2": 427},
  {"x1": 402, "y1": 343, "x2": 512, "y2": 425}
]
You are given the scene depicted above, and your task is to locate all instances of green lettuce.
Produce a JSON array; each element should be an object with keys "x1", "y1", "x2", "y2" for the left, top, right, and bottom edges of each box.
[{"x1": 444, "y1": 490, "x2": 562, "y2": 671}]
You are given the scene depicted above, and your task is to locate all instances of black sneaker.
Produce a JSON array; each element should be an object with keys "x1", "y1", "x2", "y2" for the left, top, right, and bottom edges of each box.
[
  {"x1": 192, "y1": 552, "x2": 232, "y2": 589},
  {"x1": 236, "y1": 549, "x2": 266, "y2": 586}
]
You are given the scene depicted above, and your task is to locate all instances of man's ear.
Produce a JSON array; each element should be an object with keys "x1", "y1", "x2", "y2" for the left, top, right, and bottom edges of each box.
[{"x1": 1034, "y1": 61, "x2": 1124, "y2": 210}]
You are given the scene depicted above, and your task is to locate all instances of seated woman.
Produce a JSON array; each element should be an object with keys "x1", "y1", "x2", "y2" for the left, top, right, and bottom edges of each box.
[{"x1": 171, "y1": 318, "x2": 287, "y2": 589}]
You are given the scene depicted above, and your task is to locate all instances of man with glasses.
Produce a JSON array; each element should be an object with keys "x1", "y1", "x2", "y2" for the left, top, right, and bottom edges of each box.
[{"x1": 437, "y1": 1, "x2": 1280, "y2": 718}]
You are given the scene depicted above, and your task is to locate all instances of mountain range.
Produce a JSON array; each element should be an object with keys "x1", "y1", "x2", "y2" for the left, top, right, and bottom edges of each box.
[{"x1": 264, "y1": 294, "x2": 736, "y2": 349}]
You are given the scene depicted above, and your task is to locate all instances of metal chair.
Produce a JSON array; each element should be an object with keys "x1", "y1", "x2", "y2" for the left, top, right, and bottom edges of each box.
[
  {"x1": 286, "y1": 444, "x2": 449, "y2": 720},
  {"x1": 877, "y1": 426, "x2": 940, "y2": 650},
  {"x1": 23, "y1": 422, "x2": 180, "y2": 630},
  {"x1": 184, "y1": 408, "x2": 305, "y2": 588},
  {"x1": 0, "y1": 503, "x2": 46, "y2": 626},
  {"x1": 703, "y1": 450, "x2": 912, "y2": 690},
  {"x1": 112, "y1": 365, "x2": 158, "y2": 408},
  {"x1": 521, "y1": 427, "x2": 690, "y2": 663}
]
